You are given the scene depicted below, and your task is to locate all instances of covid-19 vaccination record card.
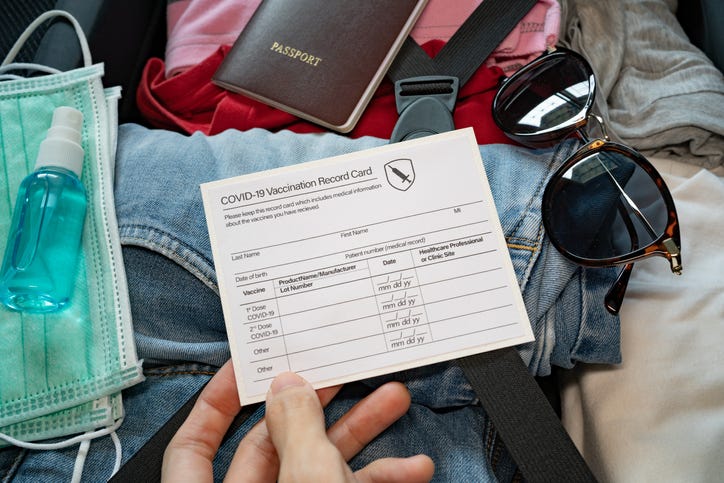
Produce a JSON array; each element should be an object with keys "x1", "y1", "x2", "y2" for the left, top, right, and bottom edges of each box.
[{"x1": 201, "y1": 128, "x2": 533, "y2": 404}]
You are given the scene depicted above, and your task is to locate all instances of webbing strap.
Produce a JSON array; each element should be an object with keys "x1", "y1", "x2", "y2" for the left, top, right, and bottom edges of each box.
[
  {"x1": 458, "y1": 349, "x2": 597, "y2": 482},
  {"x1": 113, "y1": 353, "x2": 596, "y2": 483},
  {"x1": 108, "y1": 389, "x2": 200, "y2": 482},
  {"x1": 108, "y1": 390, "x2": 259, "y2": 482},
  {"x1": 387, "y1": 2, "x2": 596, "y2": 479},
  {"x1": 387, "y1": 0, "x2": 538, "y2": 142},
  {"x1": 387, "y1": 0, "x2": 539, "y2": 85}
]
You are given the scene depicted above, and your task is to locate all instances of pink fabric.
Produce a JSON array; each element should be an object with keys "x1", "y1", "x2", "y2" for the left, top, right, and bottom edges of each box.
[
  {"x1": 165, "y1": 0, "x2": 262, "y2": 77},
  {"x1": 411, "y1": 0, "x2": 482, "y2": 42},
  {"x1": 164, "y1": 0, "x2": 561, "y2": 77},
  {"x1": 483, "y1": 0, "x2": 561, "y2": 74},
  {"x1": 411, "y1": 0, "x2": 561, "y2": 74}
]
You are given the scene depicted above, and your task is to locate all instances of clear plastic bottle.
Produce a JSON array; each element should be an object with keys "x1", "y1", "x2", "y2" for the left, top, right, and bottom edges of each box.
[{"x1": 0, "y1": 107, "x2": 87, "y2": 312}]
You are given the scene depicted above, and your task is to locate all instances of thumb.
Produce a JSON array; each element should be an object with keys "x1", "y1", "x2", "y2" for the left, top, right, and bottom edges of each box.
[{"x1": 265, "y1": 372, "x2": 330, "y2": 460}]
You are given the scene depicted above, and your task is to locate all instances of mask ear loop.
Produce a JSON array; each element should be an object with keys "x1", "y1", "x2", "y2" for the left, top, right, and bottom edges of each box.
[
  {"x1": 0, "y1": 415, "x2": 125, "y2": 483},
  {"x1": 0, "y1": 63, "x2": 62, "y2": 80},
  {"x1": 1, "y1": 9, "x2": 93, "y2": 69}
]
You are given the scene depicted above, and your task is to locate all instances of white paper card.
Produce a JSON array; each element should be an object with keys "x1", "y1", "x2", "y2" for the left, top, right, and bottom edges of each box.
[{"x1": 201, "y1": 128, "x2": 533, "y2": 404}]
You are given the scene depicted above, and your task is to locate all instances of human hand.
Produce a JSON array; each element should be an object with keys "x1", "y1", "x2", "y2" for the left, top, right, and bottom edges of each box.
[{"x1": 162, "y1": 361, "x2": 434, "y2": 482}]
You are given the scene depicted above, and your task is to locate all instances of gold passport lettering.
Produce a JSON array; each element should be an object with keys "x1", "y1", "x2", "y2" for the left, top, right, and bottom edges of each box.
[{"x1": 270, "y1": 41, "x2": 323, "y2": 66}]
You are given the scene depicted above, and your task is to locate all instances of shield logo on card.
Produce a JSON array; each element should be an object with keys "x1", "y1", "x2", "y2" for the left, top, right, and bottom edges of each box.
[{"x1": 384, "y1": 159, "x2": 415, "y2": 191}]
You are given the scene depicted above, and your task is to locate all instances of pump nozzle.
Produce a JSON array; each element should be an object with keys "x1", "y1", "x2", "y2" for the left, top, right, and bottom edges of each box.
[{"x1": 34, "y1": 106, "x2": 84, "y2": 177}]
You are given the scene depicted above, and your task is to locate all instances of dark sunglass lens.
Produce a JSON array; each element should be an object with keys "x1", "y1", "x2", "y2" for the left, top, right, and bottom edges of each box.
[
  {"x1": 495, "y1": 53, "x2": 594, "y2": 136},
  {"x1": 545, "y1": 150, "x2": 668, "y2": 260}
]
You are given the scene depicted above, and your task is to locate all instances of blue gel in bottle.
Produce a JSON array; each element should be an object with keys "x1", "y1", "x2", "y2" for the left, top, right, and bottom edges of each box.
[{"x1": 0, "y1": 107, "x2": 87, "y2": 312}]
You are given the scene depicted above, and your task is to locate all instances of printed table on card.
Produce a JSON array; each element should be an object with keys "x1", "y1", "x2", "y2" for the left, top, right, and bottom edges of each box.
[{"x1": 201, "y1": 128, "x2": 533, "y2": 404}]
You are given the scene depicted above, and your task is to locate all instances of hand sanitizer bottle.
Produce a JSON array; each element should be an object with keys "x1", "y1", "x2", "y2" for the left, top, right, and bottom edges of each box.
[{"x1": 0, "y1": 107, "x2": 87, "y2": 312}]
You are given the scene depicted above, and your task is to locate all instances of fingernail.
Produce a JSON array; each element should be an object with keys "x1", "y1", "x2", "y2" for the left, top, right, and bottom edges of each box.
[{"x1": 270, "y1": 371, "x2": 306, "y2": 395}]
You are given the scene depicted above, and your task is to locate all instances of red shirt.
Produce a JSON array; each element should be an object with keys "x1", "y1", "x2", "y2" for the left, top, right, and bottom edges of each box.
[{"x1": 137, "y1": 40, "x2": 514, "y2": 146}]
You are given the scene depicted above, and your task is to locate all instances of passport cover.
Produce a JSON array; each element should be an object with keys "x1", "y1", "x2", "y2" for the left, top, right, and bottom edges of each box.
[{"x1": 212, "y1": 0, "x2": 429, "y2": 133}]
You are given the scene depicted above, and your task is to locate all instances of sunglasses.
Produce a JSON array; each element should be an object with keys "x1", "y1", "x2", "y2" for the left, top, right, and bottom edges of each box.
[{"x1": 492, "y1": 47, "x2": 682, "y2": 315}]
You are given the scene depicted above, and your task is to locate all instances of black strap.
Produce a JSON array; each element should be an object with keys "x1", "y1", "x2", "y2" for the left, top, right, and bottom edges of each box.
[
  {"x1": 113, "y1": 356, "x2": 595, "y2": 483},
  {"x1": 388, "y1": 0, "x2": 538, "y2": 86},
  {"x1": 387, "y1": 0, "x2": 537, "y2": 142},
  {"x1": 108, "y1": 389, "x2": 200, "y2": 482},
  {"x1": 386, "y1": 1, "x2": 596, "y2": 479},
  {"x1": 458, "y1": 348, "x2": 597, "y2": 482},
  {"x1": 108, "y1": 387, "x2": 259, "y2": 482}
]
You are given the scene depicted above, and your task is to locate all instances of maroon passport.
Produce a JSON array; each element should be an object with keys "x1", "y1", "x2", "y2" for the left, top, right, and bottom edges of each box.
[{"x1": 212, "y1": 0, "x2": 428, "y2": 133}]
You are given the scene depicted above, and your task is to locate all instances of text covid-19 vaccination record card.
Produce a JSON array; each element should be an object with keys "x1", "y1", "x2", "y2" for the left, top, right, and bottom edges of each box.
[{"x1": 201, "y1": 128, "x2": 533, "y2": 404}]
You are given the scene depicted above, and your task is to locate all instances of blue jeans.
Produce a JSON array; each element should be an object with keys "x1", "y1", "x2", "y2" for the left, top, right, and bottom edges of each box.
[{"x1": 0, "y1": 126, "x2": 620, "y2": 481}]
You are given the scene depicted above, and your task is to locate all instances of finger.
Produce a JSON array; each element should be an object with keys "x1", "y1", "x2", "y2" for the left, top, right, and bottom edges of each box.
[
  {"x1": 327, "y1": 381, "x2": 411, "y2": 461},
  {"x1": 162, "y1": 360, "x2": 240, "y2": 483},
  {"x1": 265, "y1": 372, "x2": 350, "y2": 481},
  {"x1": 265, "y1": 372, "x2": 329, "y2": 458},
  {"x1": 227, "y1": 381, "x2": 412, "y2": 481},
  {"x1": 224, "y1": 383, "x2": 342, "y2": 483},
  {"x1": 356, "y1": 455, "x2": 435, "y2": 483}
]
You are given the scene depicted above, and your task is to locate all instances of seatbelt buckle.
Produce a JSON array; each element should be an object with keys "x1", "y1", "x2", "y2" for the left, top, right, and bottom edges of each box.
[
  {"x1": 394, "y1": 75, "x2": 459, "y2": 113},
  {"x1": 390, "y1": 76, "x2": 459, "y2": 143}
]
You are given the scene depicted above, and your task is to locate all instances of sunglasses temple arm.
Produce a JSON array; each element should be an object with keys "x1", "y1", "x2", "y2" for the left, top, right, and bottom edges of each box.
[{"x1": 604, "y1": 262, "x2": 633, "y2": 315}]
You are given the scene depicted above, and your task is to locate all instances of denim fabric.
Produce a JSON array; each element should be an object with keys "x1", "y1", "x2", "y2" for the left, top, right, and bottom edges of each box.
[{"x1": 0, "y1": 125, "x2": 621, "y2": 481}]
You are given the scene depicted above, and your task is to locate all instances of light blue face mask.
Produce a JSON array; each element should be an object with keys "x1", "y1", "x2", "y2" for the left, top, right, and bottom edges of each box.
[{"x1": 0, "y1": 10, "x2": 144, "y2": 475}]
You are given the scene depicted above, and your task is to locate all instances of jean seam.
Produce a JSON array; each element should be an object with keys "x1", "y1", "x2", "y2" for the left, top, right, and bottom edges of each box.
[
  {"x1": 484, "y1": 418, "x2": 503, "y2": 474},
  {"x1": 0, "y1": 449, "x2": 26, "y2": 483},
  {"x1": 512, "y1": 467, "x2": 524, "y2": 482},
  {"x1": 506, "y1": 234, "x2": 540, "y2": 253},
  {"x1": 504, "y1": 141, "x2": 565, "y2": 241},
  {"x1": 569, "y1": 267, "x2": 588, "y2": 360},
  {"x1": 147, "y1": 370, "x2": 217, "y2": 378},
  {"x1": 517, "y1": 222, "x2": 547, "y2": 296},
  {"x1": 484, "y1": 421, "x2": 494, "y2": 456},
  {"x1": 143, "y1": 364, "x2": 219, "y2": 378},
  {"x1": 120, "y1": 224, "x2": 213, "y2": 266},
  {"x1": 507, "y1": 141, "x2": 574, "y2": 294},
  {"x1": 490, "y1": 429, "x2": 503, "y2": 475},
  {"x1": 119, "y1": 224, "x2": 218, "y2": 292}
]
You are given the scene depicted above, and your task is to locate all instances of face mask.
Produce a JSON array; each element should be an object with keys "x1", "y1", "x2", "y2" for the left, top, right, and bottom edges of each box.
[{"x1": 0, "y1": 9, "x2": 143, "y2": 456}]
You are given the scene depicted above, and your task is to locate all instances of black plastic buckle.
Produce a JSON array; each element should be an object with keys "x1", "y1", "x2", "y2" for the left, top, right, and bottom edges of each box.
[{"x1": 390, "y1": 76, "x2": 459, "y2": 143}]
